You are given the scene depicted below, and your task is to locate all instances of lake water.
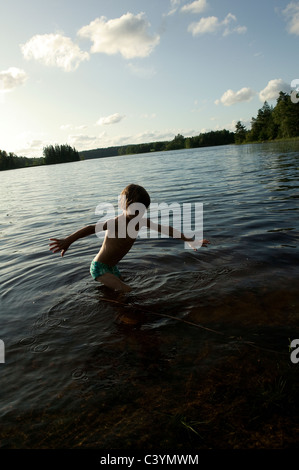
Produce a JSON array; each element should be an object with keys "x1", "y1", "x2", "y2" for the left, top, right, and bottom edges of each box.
[{"x1": 0, "y1": 142, "x2": 299, "y2": 449}]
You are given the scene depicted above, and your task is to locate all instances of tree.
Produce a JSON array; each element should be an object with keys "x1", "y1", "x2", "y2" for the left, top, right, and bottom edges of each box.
[
  {"x1": 235, "y1": 121, "x2": 247, "y2": 144},
  {"x1": 43, "y1": 144, "x2": 80, "y2": 165},
  {"x1": 166, "y1": 134, "x2": 185, "y2": 151},
  {"x1": 247, "y1": 101, "x2": 278, "y2": 142},
  {"x1": 273, "y1": 92, "x2": 299, "y2": 139},
  {"x1": 185, "y1": 137, "x2": 191, "y2": 149}
]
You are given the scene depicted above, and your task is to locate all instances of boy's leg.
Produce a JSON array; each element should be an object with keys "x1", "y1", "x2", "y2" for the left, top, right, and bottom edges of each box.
[{"x1": 96, "y1": 273, "x2": 132, "y2": 293}]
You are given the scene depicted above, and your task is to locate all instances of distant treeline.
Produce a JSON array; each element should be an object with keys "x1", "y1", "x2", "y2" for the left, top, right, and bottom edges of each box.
[
  {"x1": 0, "y1": 144, "x2": 79, "y2": 171},
  {"x1": 80, "y1": 129, "x2": 235, "y2": 160},
  {"x1": 1, "y1": 91, "x2": 299, "y2": 171},
  {"x1": 0, "y1": 150, "x2": 44, "y2": 171},
  {"x1": 235, "y1": 92, "x2": 299, "y2": 143},
  {"x1": 43, "y1": 144, "x2": 80, "y2": 165}
]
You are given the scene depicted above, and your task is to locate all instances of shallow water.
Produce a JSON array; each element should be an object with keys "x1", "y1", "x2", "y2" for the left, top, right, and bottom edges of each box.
[{"x1": 0, "y1": 142, "x2": 299, "y2": 448}]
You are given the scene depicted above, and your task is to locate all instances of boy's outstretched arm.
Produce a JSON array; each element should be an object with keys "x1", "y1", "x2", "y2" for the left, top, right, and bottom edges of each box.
[
  {"x1": 49, "y1": 224, "x2": 96, "y2": 257},
  {"x1": 144, "y1": 219, "x2": 209, "y2": 251}
]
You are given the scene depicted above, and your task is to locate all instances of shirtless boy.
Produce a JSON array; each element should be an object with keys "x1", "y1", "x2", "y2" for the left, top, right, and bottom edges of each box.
[{"x1": 49, "y1": 184, "x2": 209, "y2": 292}]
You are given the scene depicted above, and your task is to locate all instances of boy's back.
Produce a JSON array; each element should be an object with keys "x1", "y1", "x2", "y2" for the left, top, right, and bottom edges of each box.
[{"x1": 93, "y1": 214, "x2": 139, "y2": 266}]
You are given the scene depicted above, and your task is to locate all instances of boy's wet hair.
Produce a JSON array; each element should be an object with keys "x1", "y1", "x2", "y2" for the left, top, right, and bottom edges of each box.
[{"x1": 120, "y1": 184, "x2": 151, "y2": 210}]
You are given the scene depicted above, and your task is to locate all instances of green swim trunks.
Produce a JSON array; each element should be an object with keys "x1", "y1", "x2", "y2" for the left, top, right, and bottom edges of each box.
[{"x1": 90, "y1": 260, "x2": 121, "y2": 280}]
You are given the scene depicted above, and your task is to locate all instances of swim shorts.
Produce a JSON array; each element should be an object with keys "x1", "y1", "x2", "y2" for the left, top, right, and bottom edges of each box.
[{"x1": 90, "y1": 260, "x2": 121, "y2": 280}]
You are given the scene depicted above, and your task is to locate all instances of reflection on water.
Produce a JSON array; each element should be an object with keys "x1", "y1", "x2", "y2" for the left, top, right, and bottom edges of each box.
[{"x1": 0, "y1": 142, "x2": 298, "y2": 448}]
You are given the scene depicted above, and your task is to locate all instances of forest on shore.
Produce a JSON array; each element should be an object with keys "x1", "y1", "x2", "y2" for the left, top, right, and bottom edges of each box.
[
  {"x1": 234, "y1": 91, "x2": 299, "y2": 144},
  {"x1": 1, "y1": 91, "x2": 299, "y2": 171},
  {"x1": 0, "y1": 144, "x2": 79, "y2": 171}
]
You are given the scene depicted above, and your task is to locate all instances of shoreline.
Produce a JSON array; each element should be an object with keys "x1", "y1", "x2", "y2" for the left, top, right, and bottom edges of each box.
[{"x1": 2, "y1": 137, "x2": 299, "y2": 172}]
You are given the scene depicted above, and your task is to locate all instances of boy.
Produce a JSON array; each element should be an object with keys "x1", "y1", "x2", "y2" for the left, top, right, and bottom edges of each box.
[{"x1": 49, "y1": 184, "x2": 209, "y2": 293}]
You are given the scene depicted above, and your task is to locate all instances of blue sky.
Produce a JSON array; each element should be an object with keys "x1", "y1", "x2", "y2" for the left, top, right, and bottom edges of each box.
[{"x1": 0, "y1": 0, "x2": 298, "y2": 157}]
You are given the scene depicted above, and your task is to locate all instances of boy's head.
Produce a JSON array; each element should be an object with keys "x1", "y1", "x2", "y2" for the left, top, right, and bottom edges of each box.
[{"x1": 120, "y1": 184, "x2": 151, "y2": 215}]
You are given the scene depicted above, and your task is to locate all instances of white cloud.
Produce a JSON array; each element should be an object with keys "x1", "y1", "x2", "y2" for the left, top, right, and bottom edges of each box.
[
  {"x1": 215, "y1": 87, "x2": 256, "y2": 106},
  {"x1": 21, "y1": 34, "x2": 89, "y2": 71},
  {"x1": 171, "y1": 0, "x2": 181, "y2": 8},
  {"x1": 68, "y1": 133, "x2": 101, "y2": 150},
  {"x1": 164, "y1": 0, "x2": 181, "y2": 17},
  {"x1": 14, "y1": 131, "x2": 48, "y2": 157},
  {"x1": 283, "y1": 2, "x2": 299, "y2": 35},
  {"x1": 119, "y1": 129, "x2": 181, "y2": 145},
  {"x1": 227, "y1": 119, "x2": 251, "y2": 131},
  {"x1": 181, "y1": 0, "x2": 207, "y2": 14},
  {"x1": 97, "y1": 113, "x2": 126, "y2": 126},
  {"x1": 78, "y1": 13, "x2": 160, "y2": 59},
  {"x1": 60, "y1": 124, "x2": 72, "y2": 130},
  {"x1": 215, "y1": 79, "x2": 292, "y2": 107},
  {"x1": 188, "y1": 12, "x2": 246, "y2": 36},
  {"x1": 0, "y1": 67, "x2": 28, "y2": 93},
  {"x1": 60, "y1": 124, "x2": 87, "y2": 131},
  {"x1": 127, "y1": 62, "x2": 156, "y2": 79},
  {"x1": 231, "y1": 25, "x2": 247, "y2": 35},
  {"x1": 188, "y1": 16, "x2": 219, "y2": 35},
  {"x1": 65, "y1": 126, "x2": 213, "y2": 152},
  {"x1": 259, "y1": 79, "x2": 291, "y2": 102},
  {"x1": 222, "y1": 13, "x2": 247, "y2": 36}
]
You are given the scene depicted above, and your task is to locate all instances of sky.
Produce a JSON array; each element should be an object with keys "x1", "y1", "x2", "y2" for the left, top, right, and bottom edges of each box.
[{"x1": 0, "y1": 0, "x2": 298, "y2": 158}]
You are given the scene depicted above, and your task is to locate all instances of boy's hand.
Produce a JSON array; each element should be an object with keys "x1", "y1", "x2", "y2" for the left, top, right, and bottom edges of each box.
[
  {"x1": 186, "y1": 239, "x2": 210, "y2": 251},
  {"x1": 49, "y1": 238, "x2": 70, "y2": 257}
]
